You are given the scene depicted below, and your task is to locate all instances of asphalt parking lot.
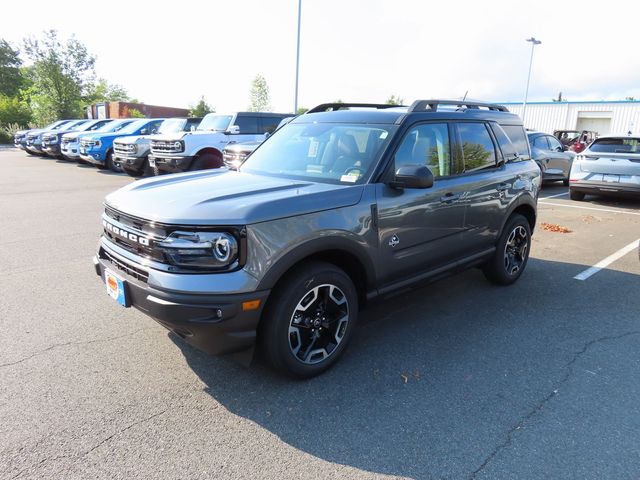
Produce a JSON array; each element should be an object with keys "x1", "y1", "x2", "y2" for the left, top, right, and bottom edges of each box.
[{"x1": 1, "y1": 149, "x2": 639, "y2": 480}]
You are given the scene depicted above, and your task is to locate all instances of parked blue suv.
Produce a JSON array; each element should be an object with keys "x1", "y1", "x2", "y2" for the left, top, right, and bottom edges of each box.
[{"x1": 79, "y1": 119, "x2": 163, "y2": 171}]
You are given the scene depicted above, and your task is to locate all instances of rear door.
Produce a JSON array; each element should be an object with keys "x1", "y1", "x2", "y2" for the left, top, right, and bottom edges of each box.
[
  {"x1": 456, "y1": 121, "x2": 513, "y2": 250},
  {"x1": 233, "y1": 115, "x2": 262, "y2": 144},
  {"x1": 545, "y1": 135, "x2": 574, "y2": 178},
  {"x1": 375, "y1": 122, "x2": 468, "y2": 286}
]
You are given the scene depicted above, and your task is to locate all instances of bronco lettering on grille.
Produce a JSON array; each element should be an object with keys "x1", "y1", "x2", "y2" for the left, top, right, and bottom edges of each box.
[{"x1": 102, "y1": 219, "x2": 150, "y2": 246}]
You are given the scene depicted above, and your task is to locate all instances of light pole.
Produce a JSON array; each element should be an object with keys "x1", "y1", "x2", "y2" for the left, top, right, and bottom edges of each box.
[
  {"x1": 522, "y1": 37, "x2": 541, "y2": 125},
  {"x1": 294, "y1": 0, "x2": 302, "y2": 113}
]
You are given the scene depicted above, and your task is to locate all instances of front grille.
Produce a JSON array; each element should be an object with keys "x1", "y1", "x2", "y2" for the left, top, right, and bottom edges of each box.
[
  {"x1": 114, "y1": 143, "x2": 136, "y2": 155},
  {"x1": 62, "y1": 136, "x2": 77, "y2": 145},
  {"x1": 100, "y1": 248, "x2": 149, "y2": 283},
  {"x1": 80, "y1": 139, "x2": 97, "y2": 147},
  {"x1": 103, "y1": 207, "x2": 168, "y2": 262},
  {"x1": 150, "y1": 140, "x2": 182, "y2": 154}
]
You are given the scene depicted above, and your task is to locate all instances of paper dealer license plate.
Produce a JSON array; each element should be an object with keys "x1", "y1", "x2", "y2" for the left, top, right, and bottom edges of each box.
[{"x1": 105, "y1": 269, "x2": 128, "y2": 306}]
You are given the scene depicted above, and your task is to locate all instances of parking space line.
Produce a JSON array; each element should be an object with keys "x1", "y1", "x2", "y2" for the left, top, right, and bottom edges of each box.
[
  {"x1": 539, "y1": 201, "x2": 640, "y2": 216},
  {"x1": 574, "y1": 239, "x2": 640, "y2": 281},
  {"x1": 540, "y1": 192, "x2": 568, "y2": 199}
]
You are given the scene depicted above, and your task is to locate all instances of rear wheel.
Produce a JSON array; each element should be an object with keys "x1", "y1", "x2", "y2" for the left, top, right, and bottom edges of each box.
[
  {"x1": 260, "y1": 261, "x2": 358, "y2": 378},
  {"x1": 569, "y1": 189, "x2": 585, "y2": 201},
  {"x1": 188, "y1": 152, "x2": 223, "y2": 171},
  {"x1": 483, "y1": 213, "x2": 531, "y2": 286}
]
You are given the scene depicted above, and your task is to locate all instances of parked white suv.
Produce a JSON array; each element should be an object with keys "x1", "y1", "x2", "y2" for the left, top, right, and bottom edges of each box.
[{"x1": 149, "y1": 112, "x2": 289, "y2": 173}]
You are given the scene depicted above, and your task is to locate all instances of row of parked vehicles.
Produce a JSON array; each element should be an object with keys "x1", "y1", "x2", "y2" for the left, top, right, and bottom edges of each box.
[{"x1": 13, "y1": 112, "x2": 292, "y2": 177}]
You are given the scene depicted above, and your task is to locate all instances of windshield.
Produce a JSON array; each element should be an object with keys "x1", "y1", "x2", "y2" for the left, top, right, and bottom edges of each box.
[
  {"x1": 158, "y1": 118, "x2": 187, "y2": 134},
  {"x1": 240, "y1": 122, "x2": 397, "y2": 184},
  {"x1": 116, "y1": 119, "x2": 149, "y2": 135},
  {"x1": 64, "y1": 120, "x2": 88, "y2": 130},
  {"x1": 589, "y1": 137, "x2": 640, "y2": 154},
  {"x1": 51, "y1": 120, "x2": 73, "y2": 130},
  {"x1": 95, "y1": 120, "x2": 133, "y2": 133},
  {"x1": 197, "y1": 114, "x2": 233, "y2": 131}
]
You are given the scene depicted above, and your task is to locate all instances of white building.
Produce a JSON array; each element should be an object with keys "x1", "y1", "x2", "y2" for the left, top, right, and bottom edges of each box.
[{"x1": 502, "y1": 101, "x2": 640, "y2": 136}]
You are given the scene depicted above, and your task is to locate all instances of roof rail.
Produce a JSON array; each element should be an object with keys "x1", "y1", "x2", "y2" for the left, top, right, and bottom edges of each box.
[
  {"x1": 307, "y1": 103, "x2": 402, "y2": 114},
  {"x1": 407, "y1": 99, "x2": 509, "y2": 113}
]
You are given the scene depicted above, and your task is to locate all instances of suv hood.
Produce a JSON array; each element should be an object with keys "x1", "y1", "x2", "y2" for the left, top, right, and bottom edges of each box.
[
  {"x1": 115, "y1": 135, "x2": 146, "y2": 145},
  {"x1": 151, "y1": 130, "x2": 222, "y2": 142},
  {"x1": 105, "y1": 170, "x2": 364, "y2": 225}
]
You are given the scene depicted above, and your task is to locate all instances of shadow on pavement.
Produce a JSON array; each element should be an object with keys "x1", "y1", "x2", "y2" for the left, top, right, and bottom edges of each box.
[{"x1": 168, "y1": 258, "x2": 640, "y2": 479}]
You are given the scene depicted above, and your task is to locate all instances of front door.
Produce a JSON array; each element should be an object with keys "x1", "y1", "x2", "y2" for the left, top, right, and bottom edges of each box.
[{"x1": 375, "y1": 122, "x2": 467, "y2": 287}]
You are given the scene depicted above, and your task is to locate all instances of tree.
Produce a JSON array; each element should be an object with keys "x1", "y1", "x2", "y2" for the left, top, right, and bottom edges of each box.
[
  {"x1": 127, "y1": 108, "x2": 145, "y2": 118},
  {"x1": 248, "y1": 75, "x2": 271, "y2": 112},
  {"x1": 190, "y1": 96, "x2": 213, "y2": 117},
  {"x1": 296, "y1": 107, "x2": 308, "y2": 114},
  {"x1": 0, "y1": 39, "x2": 24, "y2": 98},
  {"x1": 625, "y1": 96, "x2": 636, "y2": 101},
  {"x1": 0, "y1": 95, "x2": 32, "y2": 127},
  {"x1": 22, "y1": 30, "x2": 96, "y2": 124},
  {"x1": 385, "y1": 94, "x2": 404, "y2": 105},
  {"x1": 85, "y1": 78, "x2": 130, "y2": 103}
]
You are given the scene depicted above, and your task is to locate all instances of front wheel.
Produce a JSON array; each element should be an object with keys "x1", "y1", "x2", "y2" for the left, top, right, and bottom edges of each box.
[
  {"x1": 483, "y1": 214, "x2": 532, "y2": 286},
  {"x1": 188, "y1": 152, "x2": 223, "y2": 171},
  {"x1": 260, "y1": 262, "x2": 358, "y2": 378}
]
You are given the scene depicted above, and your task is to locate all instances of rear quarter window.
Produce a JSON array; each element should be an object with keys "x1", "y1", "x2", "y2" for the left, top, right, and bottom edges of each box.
[{"x1": 500, "y1": 124, "x2": 531, "y2": 160}]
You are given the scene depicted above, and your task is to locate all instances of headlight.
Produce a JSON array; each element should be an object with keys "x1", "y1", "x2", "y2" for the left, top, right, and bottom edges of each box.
[
  {"x1": 173, "y1": 140, "x2": 184, "y2": 152},
  {"x1": 128, "y1": 144, "x2": 138, "y2": 153},
  {"x1": 50, "y1": 137, "x2": 59, "y2": 144},
  {"x1": 157, "y1": 231, "x2": 238, "y2": 269},
  {"x1": 94, "y1": 140, "x2": 101, "y2": 148}
]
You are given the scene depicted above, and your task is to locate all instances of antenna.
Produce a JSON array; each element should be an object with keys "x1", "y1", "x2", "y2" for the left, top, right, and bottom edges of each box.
[{"x1": 462, "y1": 90, "x2": 468, "y2": 102}]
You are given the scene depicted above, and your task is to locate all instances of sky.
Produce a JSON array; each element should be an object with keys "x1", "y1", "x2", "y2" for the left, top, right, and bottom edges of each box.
[{"x1": 2, "y1": 0, "x2": 640, "y2": 113}]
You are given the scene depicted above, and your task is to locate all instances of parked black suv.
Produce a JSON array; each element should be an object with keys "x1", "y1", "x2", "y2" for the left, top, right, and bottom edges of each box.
[{"x1": 94, "y1": 100, "x2": 540, "y2": 378}]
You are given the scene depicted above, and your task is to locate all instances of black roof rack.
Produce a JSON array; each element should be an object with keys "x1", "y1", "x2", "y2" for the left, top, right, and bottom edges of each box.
[
  {"x1": 307, "y1": 103, "x2": 403, "y2": 114},
  {"x1": 407, "y1": 99, "x2": 509, "y2": 113}
]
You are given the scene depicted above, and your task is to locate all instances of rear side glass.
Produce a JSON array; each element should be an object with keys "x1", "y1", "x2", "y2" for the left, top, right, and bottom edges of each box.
[
  {"x1": 490, "y1": 124, "x2": 518, "y2": 160},
  {"x1": 501, "y1": 125, "x2": 531, "y2": 160},
  {"x1": 458, "y1": 123, "x2": 497, "y2": 172},
  {"x1": 533, "y1": 136, "x2": 549, "y2": 150},
  {"x1": 235, "y1": 115, "x2": 260, "y2": 134}
]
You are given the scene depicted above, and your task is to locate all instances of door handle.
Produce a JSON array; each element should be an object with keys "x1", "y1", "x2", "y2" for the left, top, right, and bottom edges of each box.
[
  {"x1": 496, "y1": 183, "x2": 510, "y2": 192},
  {"x1": 440, "y1": 192, "x2": 460, "y2": 203}
]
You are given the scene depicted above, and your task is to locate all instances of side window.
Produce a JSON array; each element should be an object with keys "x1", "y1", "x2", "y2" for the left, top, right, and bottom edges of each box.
[
  {"x1": 533, "y1": 136, "x2": 549, "y2": 150},
  {"x1": 501, "y1": 125, "x2": 531, "y2": 160},
  {"x1": 490, "y1": 124, "x2": 518, "y2": 160},
  {"x1": 149, "y1": 120, "x2": 162, "y2": 133},
  {"x1": 457, "y1": 122, "x2": 497, "y2": 172},
  {"x1": 394, "y1": 123, "x2": 451, "y2": 178},
  {"x1": 234, "y1": 115, "x2": 259, "y2": 134},
  {"x1": 259, "y1": 116, "x2": 283, "y2": 134},
  {"x1": 547, "y1": 135, "x2": 563, "y2": 152}
]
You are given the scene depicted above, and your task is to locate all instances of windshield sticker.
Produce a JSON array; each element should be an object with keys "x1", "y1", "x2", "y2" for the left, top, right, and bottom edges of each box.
[
  {"x1": 340, "y1": 173, "x2": 359, "y2": 183},
  {"x1": 379, "y1": 131, "x2": 388, "y2": 139},
  {"x1": 308, "y1": 140, "x2": 319, "y2": 158}
]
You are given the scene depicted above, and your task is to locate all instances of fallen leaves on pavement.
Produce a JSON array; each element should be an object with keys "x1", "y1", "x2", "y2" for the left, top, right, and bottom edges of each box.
[{"x1": 540, "y1": 222, "x2": 572, "y2": 233}]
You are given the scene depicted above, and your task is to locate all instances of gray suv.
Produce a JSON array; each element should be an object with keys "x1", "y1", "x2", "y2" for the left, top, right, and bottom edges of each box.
[{"x1": 94, "y1": 100, "x2": 541, "y2": 378}]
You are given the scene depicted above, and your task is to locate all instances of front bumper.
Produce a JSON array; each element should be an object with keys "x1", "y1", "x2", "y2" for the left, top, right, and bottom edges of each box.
[
  {"x1": 150, "y1": 155, "x2": 193, "y2": 173},
  {"x1": 61, "y1": 144, "x2": 80, "y2": 159},
  {"x1": 114, "y1": 154, "x2": 146, "y2": 170},
  {"x1": 80, "y1": 152, "x2": 104, "y2": 165},
  {"x1": 26, "y1": 144, "x2": 43, "y2": 154},
  {"x1": 93, "y1": 242, "x2": 269, "y2": 356},
  {"x1": 42, "y1": 144, "x2": 61, "y2": 156}
]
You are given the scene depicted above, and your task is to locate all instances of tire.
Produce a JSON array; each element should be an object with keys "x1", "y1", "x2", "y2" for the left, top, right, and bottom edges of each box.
[
  {"x1": 123, "y1": 165, "x2": 143, "y2": 178},
  {"x1": 569, "y1": 189, "x2": 585, "y2": 201},
  {"x1": 483, "y1": 213, "x2": 532, "y2": 286},
  {"x1": 141, "y1": 157, "x2": 157, "y2": 177},
  {"x1": 188, "y1": 152, "x2": 223, "y2": 171},
  {"x1": 107, "y1": 151, "x2": 123, "y2": 173},
  {"x1": 563, "y1": 179, "x2": 569, "y2": 186},
  {"x1": 260, "y1": 261, "x2": 358, "y2": 378}
]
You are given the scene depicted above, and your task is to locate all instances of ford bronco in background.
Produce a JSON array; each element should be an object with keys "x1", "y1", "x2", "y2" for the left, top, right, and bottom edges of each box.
[
  {"x1": 79, "y1": 119, "x2": 163, "y2": 171},
  {"x1": 94, "y1": 100, "x2": 540, "y2": 378},
  {"x1": 115, "y1": 117, "x2": 202, "y2": 178},
  {"x1": 149, "y1": 111, "x2": 289, "y2": 173}
]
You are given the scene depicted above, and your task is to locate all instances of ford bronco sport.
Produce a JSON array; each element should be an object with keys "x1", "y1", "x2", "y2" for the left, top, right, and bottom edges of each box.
[{"x1": 94, "y1": 100, "x2": 540, "y2": 378}]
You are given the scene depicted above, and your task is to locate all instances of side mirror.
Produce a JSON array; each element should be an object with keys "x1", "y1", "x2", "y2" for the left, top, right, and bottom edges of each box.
[
  {"x1": 264, "y1": 132, "x2": 270, "y2": 139},
  {"x1": 140, "y1": 128, "x2": 148, "y2": 135},
  {"x1": 389, "y1": 164, "x2": 434, "y2": 189},
  {"x1": 226, "y1": 125, "x2": 240, "y2": 135}
]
